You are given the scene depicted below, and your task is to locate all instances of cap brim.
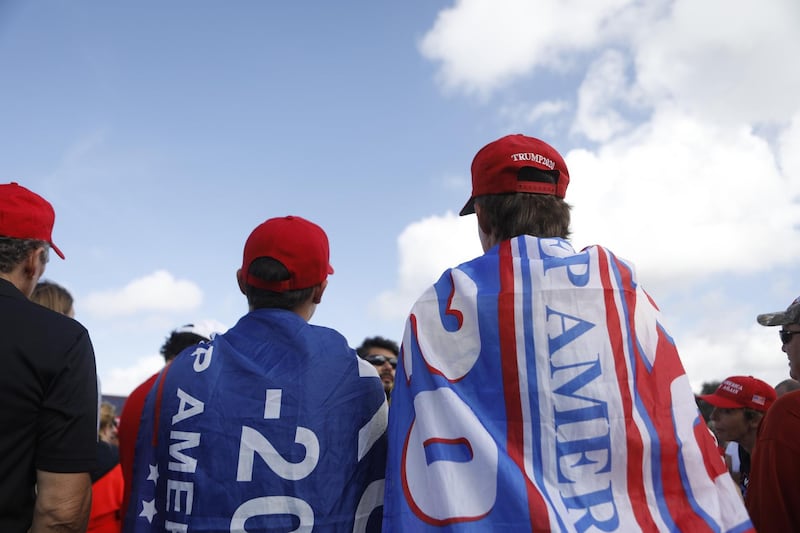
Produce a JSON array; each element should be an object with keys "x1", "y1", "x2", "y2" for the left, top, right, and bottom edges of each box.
[
  {"x1": 50, "y1": 241, "x2": 65, "y2": 260},
  {"x1": 459, "y1": 197, "x2": 475, "y2": 216},
  {"x1": 757, "y1": 312, "x2": 790, "y2": 326},
  {"x1": 697, "y1": 394, "x2": 744, "y2": 409}
]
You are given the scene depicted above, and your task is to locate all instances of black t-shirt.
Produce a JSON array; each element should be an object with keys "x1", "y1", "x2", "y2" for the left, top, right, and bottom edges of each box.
[{"x1": 0, "y1": 278, "x2": 98, "y2": 532}]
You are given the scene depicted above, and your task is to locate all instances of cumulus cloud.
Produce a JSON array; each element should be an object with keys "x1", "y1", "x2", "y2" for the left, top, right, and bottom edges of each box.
[
  {"x1": 679, "y1": 325, "x2": 787, "y2": 392},
  {"x1": 373, "y1": 213, "x2": 482, "y2": 320},
  {"x1": 567, "y1": 108, "x2": 800, "y2": 290},
  {"x1": 419, "y1": 0, "x2": 634, "y2": 95},
  {"x1": 633, "y1": 0, "x2": 800, "y2": 124},
  {"x1": 84, "y1": 270, "x2": 203, "y2": 318},
  {"x1": 101, "y1": 354, "x2": 164, "y2": 396},
  {"x1": 572, "y1": 49, "x2": 636, "y2": 142}
]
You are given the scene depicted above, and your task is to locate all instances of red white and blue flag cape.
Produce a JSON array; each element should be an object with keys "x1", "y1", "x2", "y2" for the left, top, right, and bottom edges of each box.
[
  {"x1": 383, "y1": 236, "x2": 752, "y2": 532},
  {"x1": 125, "y1": 309, "x2": 388, "y2": 532}
]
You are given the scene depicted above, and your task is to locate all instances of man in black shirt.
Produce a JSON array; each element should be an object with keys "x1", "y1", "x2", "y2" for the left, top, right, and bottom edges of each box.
[{"x1": 0, "y1": 182, "x2": 98, "y2": 532}]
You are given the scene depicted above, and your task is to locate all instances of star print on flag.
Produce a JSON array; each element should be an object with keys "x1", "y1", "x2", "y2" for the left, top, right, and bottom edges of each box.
[{"x1": 140, "y1": 499, "x2": 157, "y2": 524}]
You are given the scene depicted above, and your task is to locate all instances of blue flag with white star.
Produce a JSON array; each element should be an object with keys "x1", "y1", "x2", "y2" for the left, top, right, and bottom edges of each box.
[{"x1": 124, "y1": 309, "x2": 388, "y2": 532}]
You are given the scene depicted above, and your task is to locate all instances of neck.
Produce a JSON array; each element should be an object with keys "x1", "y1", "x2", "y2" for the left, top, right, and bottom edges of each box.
[{"x1": 739, "y1": 430, "x2": 758, "y2": 454}]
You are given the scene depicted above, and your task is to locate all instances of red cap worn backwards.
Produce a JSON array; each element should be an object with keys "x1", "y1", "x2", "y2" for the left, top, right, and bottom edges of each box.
[
  {"x1": 0, "y1": 182, "x2": 65, "y2": 259},
  {"x1": 241, "y1": 216, "x2": 334, "y2": 292},
  {"x1": 460, "y1": 134, "x2": 570, "y2": 216},
  {"x1": 698, "y1": 376, "x2": 776, "y2": 412}
]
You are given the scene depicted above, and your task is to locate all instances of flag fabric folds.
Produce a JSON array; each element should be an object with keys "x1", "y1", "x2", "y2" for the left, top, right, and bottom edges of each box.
[
  {"x1": 383, "y1": 235, "x2": 753, "y2": 532},
  {"x1": 125, "y1": 308, "x2": 388, "y2": 532}
]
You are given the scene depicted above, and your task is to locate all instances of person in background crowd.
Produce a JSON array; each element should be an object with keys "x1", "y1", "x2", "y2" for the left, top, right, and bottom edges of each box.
[
  {"x1": 30, "y1": 278, "x2": 123, "y2": 533},
  {"x1": 0, "y1": 182, "x2": 98, "y2": 532},
  {"x1": 774, "y1": 378, "x2": 800, "y2": 397},
  {"x1": 99, "y1": 401, "x2": 119, "y2": 447},
  {"x1": 125, "y1": 216, "x2": 387, "y2": 532},
  {"x1": 698, "y1": 375, "x2": 776, "y2": 497},
  {"x1": 118, "y1": 322, "x2": 215, "y2": 518},
  {"x1": 89, "y1": 401, "x2": 124, "y2": 533},
  {"x1": 31, "y1": 279, "x2": 74, "y2": 317},
  {"x1": 746, "y1": 297, "x2": 800, "y2": 531},
  {"x1": 357, "y1": 335, "x2": 399, "y2": 400},
  {"x1": 382, "y1": 135, "x2": 752, "y2": 531}
]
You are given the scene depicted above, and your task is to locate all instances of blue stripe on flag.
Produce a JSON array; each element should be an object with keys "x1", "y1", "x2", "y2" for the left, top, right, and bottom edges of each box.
[{"x1": 423, "y1": 438, "x2": 473, "y2": 465}]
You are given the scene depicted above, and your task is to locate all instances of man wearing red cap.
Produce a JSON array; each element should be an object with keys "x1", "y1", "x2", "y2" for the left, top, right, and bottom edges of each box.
[
  {"x1": 746, "y1": 297, "x2": 800, "y2": 532},
  {"x1": 0, "y1": 183, "x2": 99, "y2": 532},
  {"x1": 698, "y1": 376, "x2": 776, "y2": 496},
  {"x1": 383, "y1": 135, "x2": 753, "y2": 532},
  {"x1": 125, "y1": 216, "x2": 387, "y2": 532}
]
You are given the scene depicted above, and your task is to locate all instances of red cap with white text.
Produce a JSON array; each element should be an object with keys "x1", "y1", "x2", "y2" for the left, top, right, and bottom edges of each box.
[
  {"x1": 698, "y1": 376, "x2": 776, "y2": 412},
  {"x1": 459, "y1": 134, "x2": 570, "y2": 216}
]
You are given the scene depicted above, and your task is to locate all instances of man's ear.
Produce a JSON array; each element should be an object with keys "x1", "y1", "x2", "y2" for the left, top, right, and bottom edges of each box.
[
  {"x1": 236, "y1": 269, "x2": 247, "y2": 295},
  {"x1": 312, "y1": 279, "x2": 328, "y2": 304},
  {"x1": 23, "y1": 247, "x2": 45, "y2": 280}
]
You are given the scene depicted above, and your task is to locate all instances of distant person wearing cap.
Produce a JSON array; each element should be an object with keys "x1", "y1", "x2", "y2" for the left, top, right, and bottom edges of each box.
[
  {"x1": 698, "y1": 376, "x2": 776, "y2": 497},
  {"x1": 774, "y1": 378, "x2": 800, "y2": 397},
  {"x1": 357, "y1": 336, "x2": 399, "y2": 400},
  {"x1": 746, "y1": 297, "x2": 800, "y2": 532},
  {"x1": 0, "y1": 183, "x2": 98, "y2": 532},
  {"x1": 382, "y1": 136, "x2": 752, "y2": 531},
  {"x1": 117, "y1": 322, "x2": 214, "y2": 519},
  {"x1": 125, "y1": 216, "x2": 387, "y2": 532}
]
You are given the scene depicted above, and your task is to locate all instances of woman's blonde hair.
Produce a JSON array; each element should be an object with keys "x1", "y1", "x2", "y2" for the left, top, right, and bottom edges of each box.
[{"x1": 30, "y1": 280, "x2": 74, "y2": 316}]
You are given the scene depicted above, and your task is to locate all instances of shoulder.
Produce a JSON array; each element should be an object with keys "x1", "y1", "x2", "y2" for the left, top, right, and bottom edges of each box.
[{"x1": 767, "y1": 390, "x2": 800, "y2": 417}]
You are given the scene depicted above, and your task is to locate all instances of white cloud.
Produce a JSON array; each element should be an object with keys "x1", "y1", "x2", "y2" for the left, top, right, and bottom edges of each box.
[
  {"x1": 373, "y1": 212, "x2": 482, "y2": 320},
  {"x1": 101, "y1": 354, "x2": 164, "y2": 396},
  {"x1": 419, "y1": 0, "x2": 634, "y2": 95},
  {"x1": 679, "y1": 325, "x2": 788, "y2": 393},
  {"x1": 778, "y1": 112, "x2": 800, "y2": 182},
  {"x1": 572, "y1": 49, "x2": 635, "y2": 142},
  {"x1": 84, "y1": 270, "x2": 203, "y2": 318},
  {"x1": 567, "y1": 108, "x2": 800, "y2": 290},
  {"x1": 633, "y1": 0, "x2": 800, "y2": 124}
]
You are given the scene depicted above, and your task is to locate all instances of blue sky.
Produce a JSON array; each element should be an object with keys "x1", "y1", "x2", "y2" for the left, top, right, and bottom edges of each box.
[{"x1": 2, "y1": 0, "x2": 798, "y2": 395}]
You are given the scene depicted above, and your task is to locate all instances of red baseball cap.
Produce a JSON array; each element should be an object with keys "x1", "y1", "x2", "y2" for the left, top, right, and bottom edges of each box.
[
  {"x1": 0, "y1": 182, "x2": 65, "y2": 259},
  {"x1": 241, "y1": 216, "x2": 334, "y2": 292},
  {"x1": 459, "y1": 134, "x2": 570, "y2": 216},
  {"x1": 698, "y1": 376, "x2": 776, "y2": 412}
]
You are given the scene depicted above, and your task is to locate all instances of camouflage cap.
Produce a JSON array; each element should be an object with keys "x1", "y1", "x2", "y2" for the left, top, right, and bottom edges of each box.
[{"x1": 757, "y1": 296, "x2": 800, "y2": 327}]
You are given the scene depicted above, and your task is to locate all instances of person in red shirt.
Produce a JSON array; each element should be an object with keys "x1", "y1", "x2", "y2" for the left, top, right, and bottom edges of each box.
[
  {"x1": 117, "y1": 323, "x2": 215, "y2": 520},
  {"x1": 747, "y1": 297, "x2": 800, "y2": 532}
]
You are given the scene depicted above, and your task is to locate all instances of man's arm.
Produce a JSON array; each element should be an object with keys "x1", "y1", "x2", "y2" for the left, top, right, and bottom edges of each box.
[{"x1": 31, "y1": 470, "x2": 91, "y2": 533}]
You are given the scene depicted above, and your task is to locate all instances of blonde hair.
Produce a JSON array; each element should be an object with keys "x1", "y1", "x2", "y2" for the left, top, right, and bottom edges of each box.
[
  {"x1": 99, "y1": 401, "x2": 117, "y2": 435},
  {"x1": 31, "y1": 280, "x2": 74, "y2": 316}
]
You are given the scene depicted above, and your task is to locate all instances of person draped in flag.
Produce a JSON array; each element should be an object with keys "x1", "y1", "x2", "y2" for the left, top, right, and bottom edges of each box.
[
  {"x1": 382, "y1": 134, "x2": 753, "y2": 532},
  {"x1": 125, "y1": 215, "x2": 388, "y2": 532}
]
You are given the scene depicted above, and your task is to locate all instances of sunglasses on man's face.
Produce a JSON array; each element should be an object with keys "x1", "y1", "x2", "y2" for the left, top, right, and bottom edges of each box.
[
  {"x1": 365, "y1": 355, "x2": 397, "y2": 368},
  {"x1": 780, "y1": 329, "x2": 800, "y2": 345}
]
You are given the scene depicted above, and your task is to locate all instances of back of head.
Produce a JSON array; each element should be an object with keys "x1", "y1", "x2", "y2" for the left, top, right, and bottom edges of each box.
[
  {"x1": 30, "y1": 280, "x2": 74, "y2": 316},
  {"x1": 160, "y1": 323, "x2": 213, "y2": 363},
  {"x1": 774, "y1": 378, "x2": 800, "y2": 397},
  {"x1": 0, "y1": 182, "x2": 65, "y2": 264},
  {"x1": 460, "y1": 134, "x2": 572, "y2": 241},
  {"x1": 239, "y1": 216, "x2": 334, "y2": 311}
]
